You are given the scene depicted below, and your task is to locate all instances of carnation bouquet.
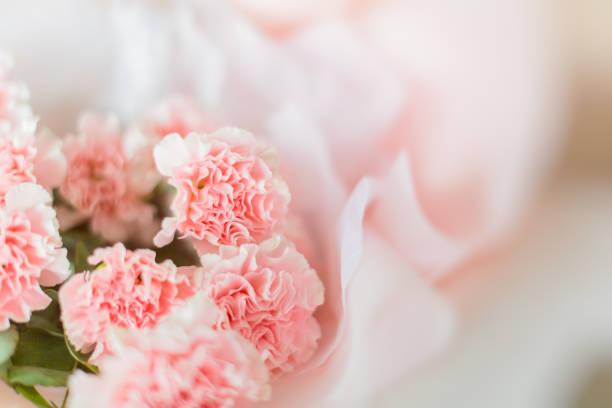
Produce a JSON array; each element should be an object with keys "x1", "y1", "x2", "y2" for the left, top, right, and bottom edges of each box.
[
  {"x1": 0, "y1": 1, "x2": 563, "y2": 407},
  {"x1": 0, "y1": 55, "x2": 329, "y2": 407}
]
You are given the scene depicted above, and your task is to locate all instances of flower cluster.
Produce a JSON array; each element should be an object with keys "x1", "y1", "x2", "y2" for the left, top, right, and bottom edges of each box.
[
  {"x1": 67, "y1": 294, "x2": 270, "y2": 408},
  {"x1": 0, "y1": 52, "x2": 324, "y2": 408}
]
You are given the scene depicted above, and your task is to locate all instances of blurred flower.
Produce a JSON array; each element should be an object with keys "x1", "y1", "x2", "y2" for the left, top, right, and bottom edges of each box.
[
  {"x1": 0, "y1": 126, "x2": 66, "y2": 207},
  {"x1": 199, "y1": 235, "x2": 324, "y2": 375},
  {"x1": 59, "y1": 243, "x2": 190, "y2": 363},
  {"x1": 67, "y1": 293, "x2": 270, "y2": 408},
  {"x1": 0, "y1": 183, "x2": 69, "y2": 330},
  {"x1": 0, "y1": 52, "x2": 65, "y2": 203},
  {"x1": 0, "y1": 52, "x2": 36, "y2": 137},
  {"x1": 0, "y1": 134, "x2": 36, "y2": 206},
  {"x1": 153, "y1": 128, "x2": 290, "y2": 250},
  {"x1": 61, "y1": 114, "x2": 124, "y2": 214},
  {"x1": 31, "y1": 127, "x2": 67, "y2": 192},
  {"x1": 138, "y1": 94, "x2": 219, "y2": 140},
  {"x1": 60, "y1": 112, "x2": 157, "y2": 243}
]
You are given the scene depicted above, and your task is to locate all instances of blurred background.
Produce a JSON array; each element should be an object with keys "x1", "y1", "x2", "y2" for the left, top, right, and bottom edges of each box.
[{"x1": 375, "y1": 1, "x2": 612, "y2": 406}]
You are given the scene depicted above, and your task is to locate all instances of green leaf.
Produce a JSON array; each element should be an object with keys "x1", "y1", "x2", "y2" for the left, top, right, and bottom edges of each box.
[
  {"x1": 61, "y1": 389, "x2": 69, "y2": 408},
  {"x1": 42, "y1": 289, "x2": 58, "y2": 303},
  {"x1": 0, "y1": 326, "x2": 19, "y2": 365},
  {"x1": 74, "y1": 241, "x2": 91, "y2": 273},
  {"x1": 11, "y1": 328, "x2": 74, "y2": 372},
  {"x1": 64, "y1": 337, "x2": 98, "y2": 374},
  {"x1": 27, "y1": 290, "x2": 63, "y2": 338},
  {"x1": 13, "y1": 384, "x2": 54, "y2": 408},
  {"x1": 0, "y1": 360, "x2": 11, "y2": 382},
  {"x1": 8, "y1": 366, "x2": 70, "y2": 387},
  {"x1": 155, "y1": 238, "x2": 200, "y2": 267},
  {"x1": 60, "y1": 229, "x2": 105, "y2": 261}
]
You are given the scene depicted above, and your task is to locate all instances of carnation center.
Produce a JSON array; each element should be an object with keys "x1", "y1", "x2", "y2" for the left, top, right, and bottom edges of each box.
[{"x1": 175, "y1": 150, "x2": 274, "y2": 244}]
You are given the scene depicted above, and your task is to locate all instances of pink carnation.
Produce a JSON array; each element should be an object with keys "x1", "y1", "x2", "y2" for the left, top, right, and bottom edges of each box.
[
  {"x1": 199, "y1": 235, "x2": 324, "y2": 374},
  {"x1": 60, "y1": 113, "x2": 156, "y2": 242},
  {"x1": 153, "y1": 128, "x2": 290, "y2": 250},
  {"x1": 0, "y1": 183, "x2": 70, "y2": 330},
  {"x1": 67, "y1": 294, "x2": 270, "y2": 408},
  {"x1": 141, "y1": 94, "x2": 219, "y2": 139},
  {"x1": 0, "y1": 126, "x2": 66, "y2": 208},
  {"x1": 0, "y1": 135, "x2": 36, "y2": 206},
  {"x1": 0, "y1": 53, "x2": 40, "y2": 205},
  {"x1": 59, "y1": 243, "x2": 191, "y2": 363}
]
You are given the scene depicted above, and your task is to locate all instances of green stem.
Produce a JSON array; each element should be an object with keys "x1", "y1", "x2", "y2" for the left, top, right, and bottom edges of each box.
[{"x1": 60, "y1": 388, "x2": 69, "y2": 408}]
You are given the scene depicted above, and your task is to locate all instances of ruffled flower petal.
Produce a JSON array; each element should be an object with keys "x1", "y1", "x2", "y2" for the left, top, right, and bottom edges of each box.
[
  {"x1": 154, "y1": 128, "x2": 290, "y2": 249},
  {"x1": 59, "y1": 243, "x2": 192, "y2": 363},
  {"x1": 67, "y1": 294, "x2": 270, "y2": 408},
  {"x1": 199, "y1": 235, "x2": 324, "y2": 374},
  {"x1": 0, "y1": 183, "x2": 69, "y2": 330}
]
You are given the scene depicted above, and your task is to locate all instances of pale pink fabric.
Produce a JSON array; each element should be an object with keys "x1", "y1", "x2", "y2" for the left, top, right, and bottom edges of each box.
[
  {"x1": 199, "y1": 235, "x2": 324, "y2": 375},
  {"x1": 0, "y1": 183, "x2": 70, "y2": 330},
  {"x1": 60, "y1": 112, "x2": 157, "y2": 243},
  {"x1": 153, "y1": 128, "x2": 290, "y2": 249},
  {"x1": 59, "y1": 243, "x2": 190, "y2": 363},
  {"x1": 67, "y1": 294, "x2": 270, "y2": 408}
]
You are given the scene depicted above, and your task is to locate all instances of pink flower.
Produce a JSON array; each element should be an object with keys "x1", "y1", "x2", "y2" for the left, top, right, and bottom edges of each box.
[
  {"x1": 0, "y1": 129, "x2": 66, "y2": 208},
  {"x1": 153, "y1": 128, "x2": 290, "y2": 250},
  {"x1": 0, "y1": 52, "x2": 49, "y2": 205},
  {"x1": 59, "y1": 243, "x2": 191, "y2": 363},
  {"x1": 31, "y1": 128, "x2": 68, "y2": 192},
  {"x1": 0, "y1": 135, "x2": 36, "y2": 206},
  {"x1": 60, "y1": 113, "x2": 156, "y2": 242},
  {"x1": 0, "y1": 183, "x2": 69, "y2": 330},
  {"x1": 198, "y1": 235, "x2": 324, "y2": 374},
  {"x1": 67, "y1": 294, "x2": 270, "y2": 408},
  {"x1": 61, "y1": 113, "x2": 126, "y2": 213},
  {"x1": 140, "y1": 94, "x2": 219, "y2": 139}
]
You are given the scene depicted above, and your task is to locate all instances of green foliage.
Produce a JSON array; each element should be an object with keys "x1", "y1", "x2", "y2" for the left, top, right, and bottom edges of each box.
[
  {"x1": 0, "y1": 326, "x2": 18, "y2": 365},
  {"x1": 60, "y1": 229, "x2": 105, "y2": 262},
  {"x1": 27, "y1": 290, "x2": 63, "y2": 338},
  {"x1": 12, "y1": 328, "x2": 74, "y2": 373},
  {"x1": 7, "y1": 366, "x2": 71, "y2": 387},
  {"x1": 155, "y1": 237, "x2": 200, "y2": 267},
  {"x1": 73, "y1": 241, "x2": 91, "y2": 273},
  {"x1": 64, "y1": 337, "x2": 98, "y2": 374},
  {"x1": 13, "y1": 384, "x2": 55, "y2": 408}
]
